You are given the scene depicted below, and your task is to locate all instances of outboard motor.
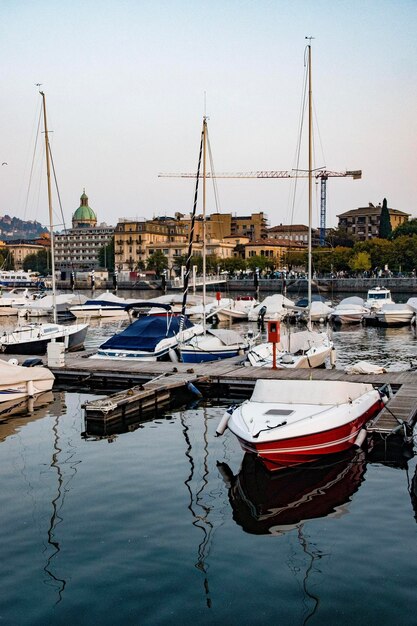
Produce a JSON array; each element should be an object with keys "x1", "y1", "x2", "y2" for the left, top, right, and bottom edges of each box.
[{"x1": 257, "y1": 305, "x2": 267, "y2": 330}]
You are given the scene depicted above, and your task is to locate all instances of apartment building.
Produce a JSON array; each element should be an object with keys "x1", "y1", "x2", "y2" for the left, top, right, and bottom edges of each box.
[
  {"x1": 54, "y1": 191, "x2": 114, "y2": 271},
  {"x1": 337, "y1": 203, "x2": 410, "y2": 240}
]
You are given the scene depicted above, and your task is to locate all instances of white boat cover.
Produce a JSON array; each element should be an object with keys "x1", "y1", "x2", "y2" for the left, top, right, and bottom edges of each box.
[
  {"x1": 207, "y1": 328, "x2": 245, "y2": 346},
  {"x1": 407, "y1": 297, "x2": 417, "y2": 312},
  {"x1": 338, "y1": 296, "x2": 365, "y2": 306},
  {"x1": 307, "y1": 301, "x2": 334, "y2": 317},
  {"x1": 0, "y1": 359, "x2": 55, "y2": 384},
  {"x1": 249, "y1": 294, "x2": 294, "y2": 320},
  {"x1": 345, "y1": 361, "x2": 386, "y2": 374},
  {"x1": 278, "y1": 330, "x2": 328, "y2": 353},
  {"x1": 250, "y1": 379, "x2": 374, "y2": 405}
]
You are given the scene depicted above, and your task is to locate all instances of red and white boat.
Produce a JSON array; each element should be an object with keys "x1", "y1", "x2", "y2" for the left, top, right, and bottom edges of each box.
[{"x1": 217, "y1": 379, "x2": 388, "y2": 471}]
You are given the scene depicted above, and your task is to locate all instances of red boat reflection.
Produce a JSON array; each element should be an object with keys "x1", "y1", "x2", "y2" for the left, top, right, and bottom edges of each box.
[{"x1": 218, "y1": 449, "x2": 367, "y2": 535}]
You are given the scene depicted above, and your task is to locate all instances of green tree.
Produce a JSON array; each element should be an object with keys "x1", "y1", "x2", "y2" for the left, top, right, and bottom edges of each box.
[
  {"x1": 245, "y1": 255, "x2": 272, "y2": 273},
  {"x1": 391, "y1": 218, "x2": 417, "y2": 239},
  {"x1": 0, "y1": 248, "x2": 15, "y2": 270},
  {"x1": 23, "y1": 249, "x2": 49, "y2": 274},
  {"x1": 378, "y1": 198, "x2": 392, "y2": 239},
  {"x1": 354, "y1": 238, "x2": 393, "y2": 270},
  {"x1": 220, "y1": 257, "x2": 247, "y2": 274},
  {"x1": 390, "y1": 235, "x2": 417, "y2": 272},
  {"x1": 98, "y1": 236, "x2": 115, "y2": 271},
  {"x1": 146, "y1": 250, "x2": 168, "y2": 276},
  {"x1": 348, "y1": 251, "x2": 372, "y2": 273},
  {"x1": 285, "y1": 249, "x2": 308, "y2": 271}
]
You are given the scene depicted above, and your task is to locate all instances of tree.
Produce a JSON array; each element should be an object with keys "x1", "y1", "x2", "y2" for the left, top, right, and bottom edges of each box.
[
  {"x1": 245, "y1": 255, "x2": 273, "y2": 273},
  {"x1": 23, "y1": 249, "x2": 49, "y2": 274},
  {"x1": 378, "y1": 198, "x2": 392, "y2": 239},
  {"x1": 391, "y1": 218, "x2": 417, "y2": 239},
  {"x1": 285, "y1": 249, "x2": 307, "y2": 271},
  {"x1": 146, "y1": 250, "x2": 168, "y2": 276},
  {"x1": 390, "y1": 235, "x2": 417, "y2": 272},
  {"x1": 98, "y1": 236, "x2": 115, "y2": 271},
  {"x1": 348, "y1": 251, "x2": 372, "y2": 274},
  {"x1": 0, "y1": 248, "x2": 14, "y2": 270},
  {"x1": 354, "y1": 238, "x2": 393, "y2": 271},
  {"x1": 219, "y1": 257, "x2": 247, "y2": 274}
]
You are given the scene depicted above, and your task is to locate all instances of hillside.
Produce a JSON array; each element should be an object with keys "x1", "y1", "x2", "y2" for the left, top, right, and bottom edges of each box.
[{"x1": 0, "y1": 215, "x2": 48, "y2": 240}]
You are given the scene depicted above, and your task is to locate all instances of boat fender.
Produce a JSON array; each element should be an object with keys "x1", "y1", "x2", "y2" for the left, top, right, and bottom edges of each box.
[
  {"x1": 8, "y1": 358, "x2": 18, "y2": 367},
  {"x1": 168, "y1": 348, "x2": 179, "y2": 363},
  {"x1": 330, "y1": 348, "x2": 337, "y2": 367},
  {"x1": 26, "y1": 379, "x2": 35, "y2": 398},
  {"x1": 353, "y1": 428, "x2": 368, "y2": 449},
  {"x1": 215, "y1": 405, "x2": 235, "y2": 437},
  {"x1": 186, "y1": 382, "x2": 203, "y2": 398}
]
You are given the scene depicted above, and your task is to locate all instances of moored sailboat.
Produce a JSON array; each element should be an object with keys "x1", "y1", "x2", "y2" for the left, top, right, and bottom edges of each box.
[
  {"x1": 246, "y1": 44, "x2": 334, "y2": 370},
  {"x1": 0, "y1": 91, "x2": 89, "y2": 354}
]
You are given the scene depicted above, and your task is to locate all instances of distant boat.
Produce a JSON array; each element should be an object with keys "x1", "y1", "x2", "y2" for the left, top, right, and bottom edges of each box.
[
  {"x1": 0, "y1": 358, "x2": 54, "y2": 403},
  {"x1": 0, "y1": 270, "x2": 40, "y2": 288},
  {"x1": 329, "y1": 296, "x2": 369, "y2": 325},
  {"x1": 69, "y1": 292, "x2": 135, "y2": 319},
  {"x1": 217, "y1": 378, "x2": 388, "y2": 471},
  {"x1": 364, "y1": 286, "x2": 394, "y2": 311},
  {"x1": 180, "y1": 328, "x2": 250, "y2": 363},
  {"x1": 0, "y1": 322, "x2": 88, "y2": 354},
  {"x1": 374, "y1": 303, "x2": 414, "y2": 326}
]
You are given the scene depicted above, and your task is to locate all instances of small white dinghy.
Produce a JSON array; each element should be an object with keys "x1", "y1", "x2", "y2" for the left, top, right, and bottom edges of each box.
[{"x1": 216, "y1": 379, "x2": 388, "y2": 471}]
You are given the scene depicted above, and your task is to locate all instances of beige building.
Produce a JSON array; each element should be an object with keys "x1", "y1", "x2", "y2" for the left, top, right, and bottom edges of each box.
[
  {"x1": 337, "y1": 203, "x2": 410, "y2": 240},
  {"x1": 244, "y1": 238, "x2": 304, "y2": 267},
  {"x1": 115, "y1": 216, "x2": 236, "y2": 274},
  {"x1": 178, "y1": 211, "x2": 268, "y2": 242},
  {"x1": 6, "y1": 242, "x2": 45, "y2": 270},
  {"x1": 267, "y1": 224, "x2": 309, "y2": 245},
  {"x1": 115, "y1": 218, "x2": 188, "y2": 272}
]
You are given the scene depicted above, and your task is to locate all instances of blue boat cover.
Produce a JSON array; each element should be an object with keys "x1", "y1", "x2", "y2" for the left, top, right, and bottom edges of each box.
[
  {"x1": 84, "y1": 300, "x2": 127, "y2": 308},
  {"x1": 99, "y1": 315, "x2": 194, "y2": 352}
]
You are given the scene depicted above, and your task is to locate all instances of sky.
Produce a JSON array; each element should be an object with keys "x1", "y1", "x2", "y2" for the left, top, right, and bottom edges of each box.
[{"x1": 0, "y1": 0, "x2": 416, "y2": 232}]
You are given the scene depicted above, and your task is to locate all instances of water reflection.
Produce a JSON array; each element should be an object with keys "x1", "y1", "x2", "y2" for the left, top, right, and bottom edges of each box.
[
  {"x1": 218, "y1": 449, "x2": 367, "y2": 535},
  {"x1": 180, "y1": 407, "x2": 214, "y2": 609},
  {"x1": 0, "y1": 391, "x2": 54, "y2": 442}
]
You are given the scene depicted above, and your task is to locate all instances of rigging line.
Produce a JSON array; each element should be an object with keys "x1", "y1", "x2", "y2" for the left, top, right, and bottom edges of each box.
[
  {"x1": 23, "y1": 103, "x2": 43, "y2": 221},
  {"x1": 179, "y1": 123, "x2": 204, "y2": 331},
  {"x1": 289, "y1": 59, "x2": 309, "y2": 232},
  {"x1": 48, "y1": 145, "x2": 66, "y2": 231},
  {"x1": 205, "y1": 126, "x2": 221, "y2": 214}
]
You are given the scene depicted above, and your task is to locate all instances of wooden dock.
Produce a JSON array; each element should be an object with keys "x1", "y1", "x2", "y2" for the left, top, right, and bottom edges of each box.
[{"x1": 3, "y1": 353, "x2": 417, "y2": 440}]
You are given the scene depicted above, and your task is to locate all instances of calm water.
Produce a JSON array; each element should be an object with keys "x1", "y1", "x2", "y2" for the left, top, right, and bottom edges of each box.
[
  {"x1": 1, "y1": 289, "x2": 417, "y2": 624},
  {"x1": 1, "y1": 392, "x2": 417, "y2": 625}
]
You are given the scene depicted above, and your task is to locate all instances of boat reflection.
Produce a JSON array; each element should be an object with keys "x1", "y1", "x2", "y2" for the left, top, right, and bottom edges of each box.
[
  {"x1": 218, "y1": 449, "x2": 367, "y2": 535},
  {"x1": 0, "y1": 391, "x2": 55, "y2": 442}
]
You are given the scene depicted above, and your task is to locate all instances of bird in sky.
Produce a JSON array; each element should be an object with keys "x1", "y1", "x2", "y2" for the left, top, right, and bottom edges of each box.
[{"x1": 1, "y1": 162, "x2": 7, "y2": 166}]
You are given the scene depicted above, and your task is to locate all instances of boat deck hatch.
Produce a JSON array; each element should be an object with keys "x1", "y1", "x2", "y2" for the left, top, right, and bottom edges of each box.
[{"x1": 264, "y1": 409, "x2": 293, "y2": 416}]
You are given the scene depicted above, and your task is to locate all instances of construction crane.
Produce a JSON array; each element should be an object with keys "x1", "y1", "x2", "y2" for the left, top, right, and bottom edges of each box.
[{"x1": 159, "y1": 169, "x2": 362, "y2": 245}]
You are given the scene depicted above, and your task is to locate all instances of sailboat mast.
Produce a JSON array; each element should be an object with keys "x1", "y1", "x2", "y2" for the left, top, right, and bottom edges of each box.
[
  {"x1": 307, "y1": 44, "x2": 312, "y2": 312},
  {"x1": 40, "y1": 91, "x2": 57, "y2": 324},
  {"x1": 202, "y1": 117, "x2": 207, "y2": 334}
]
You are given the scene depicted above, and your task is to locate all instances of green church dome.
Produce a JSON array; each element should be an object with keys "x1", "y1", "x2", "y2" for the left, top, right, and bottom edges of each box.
[{"x1": 72, "y1": 190, "x2": 97, "y2": 227}]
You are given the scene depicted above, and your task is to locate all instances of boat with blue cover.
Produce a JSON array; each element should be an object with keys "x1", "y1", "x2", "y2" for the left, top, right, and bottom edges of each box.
[{"x1": 93, "y1": 303, "x2": 203, "y2": 361}]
